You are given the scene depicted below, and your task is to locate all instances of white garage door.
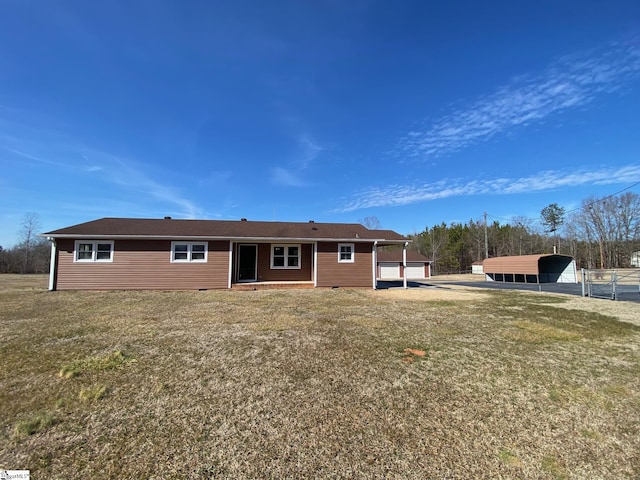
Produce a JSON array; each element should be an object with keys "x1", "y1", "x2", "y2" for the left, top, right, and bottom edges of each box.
[
  {"x1": 379, "y1": 262, "x2": 401, "y2": 279},
  {"x1": 405, "y1": 262, "x2": 426, "y2": 279}
]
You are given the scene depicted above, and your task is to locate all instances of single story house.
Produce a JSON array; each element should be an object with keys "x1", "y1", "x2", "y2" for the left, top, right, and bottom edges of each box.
[
  {"x1": 483, "y1": 254, "x2": 578, "y2": 283},
  {"x1": 43, "y1": 217, "x2": 410, "y2": 291},
  {"x1": 376, "y1": 250, "x2": 431, "y2": 280}
]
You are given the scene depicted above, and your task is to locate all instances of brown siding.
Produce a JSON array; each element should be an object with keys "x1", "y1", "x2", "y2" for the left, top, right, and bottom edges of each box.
[
  {"x1": 316, "y1": 242, "x2": 373, "y2": 288},
  {"x1": 55, "y1": 239, "x2": 230, "y2": 290},
  {"x1": 255, "y1": 243, "x2": 312, "y2": 282}
]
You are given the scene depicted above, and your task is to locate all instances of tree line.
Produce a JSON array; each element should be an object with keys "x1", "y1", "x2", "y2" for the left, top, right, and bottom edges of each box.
[
  {"x1": 0, "y1": 213, "x2": 51, "y2": 274},
  {"x1": 408, "y1": 192, "x2": 640, "y2": 274},
  {"x1": 3, "y1": 192, "x2": 639, "y2": 275}
]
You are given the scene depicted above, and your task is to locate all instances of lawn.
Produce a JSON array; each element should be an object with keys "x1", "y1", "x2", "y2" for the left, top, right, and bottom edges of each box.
[{"x1": 1, "y1": 275, "x2": 639, "y2": 479}]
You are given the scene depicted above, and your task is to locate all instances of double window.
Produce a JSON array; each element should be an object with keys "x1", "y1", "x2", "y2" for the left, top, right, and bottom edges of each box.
[
  {"x1": 75, "y1": 241, "x2": 114, "y2": 262},
  {"x1": 271, "y1": 244, "x2": 300, "y2": 269},
  {"x1": 338, "y1": 243, "x2": 354, "y2": 263},
  {"x1": 171, "y1": 242, "x2": 208, "y2": 262}
]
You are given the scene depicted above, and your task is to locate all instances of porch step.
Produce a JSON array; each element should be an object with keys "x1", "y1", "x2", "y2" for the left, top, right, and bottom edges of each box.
[{"x1": 231, "y1": 282, "x2": 314, "y2": 291}]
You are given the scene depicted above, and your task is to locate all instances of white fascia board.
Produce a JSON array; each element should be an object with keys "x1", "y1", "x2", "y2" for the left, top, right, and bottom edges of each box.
[{"x1": 47, "y1": 234, "x2": 409, "y2": 243}]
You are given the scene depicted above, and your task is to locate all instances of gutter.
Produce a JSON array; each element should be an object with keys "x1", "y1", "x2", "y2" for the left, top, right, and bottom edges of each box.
[{"x1": 43, "y1": 234, "x2": 410, "y2": 244}]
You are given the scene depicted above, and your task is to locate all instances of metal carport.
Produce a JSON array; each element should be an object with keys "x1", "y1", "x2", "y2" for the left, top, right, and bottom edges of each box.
[{"x1": 483, "y1": 254, "x2": 577, "y2": 284}]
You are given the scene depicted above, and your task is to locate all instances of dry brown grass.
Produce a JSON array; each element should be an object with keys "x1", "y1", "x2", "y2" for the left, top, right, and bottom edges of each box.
[{"x1": 1, "y1": 274, "x2": 639, "y2": 478}]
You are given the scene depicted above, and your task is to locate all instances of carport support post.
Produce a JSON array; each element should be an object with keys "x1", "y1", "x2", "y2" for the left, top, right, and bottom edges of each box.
[
  {"x1": 403, "y1": 242, "x2": 408, "y2": 289},
  {"x1": 47, "y1": 237, "x2": 57, "y2": 291},
  {"x1": 372, "y1": 241, "x2": 378, "y2": 290}
]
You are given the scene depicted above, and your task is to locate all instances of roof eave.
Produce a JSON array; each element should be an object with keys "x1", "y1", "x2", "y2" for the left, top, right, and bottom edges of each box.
[{"x1": 43, "y1": 233, "x2": 409, "y2": 243}]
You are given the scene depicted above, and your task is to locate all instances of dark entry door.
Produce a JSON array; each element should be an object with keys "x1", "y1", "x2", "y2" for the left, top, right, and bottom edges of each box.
[{"x1": 238, "y1": 244, "x2": 257, "y2": 281}]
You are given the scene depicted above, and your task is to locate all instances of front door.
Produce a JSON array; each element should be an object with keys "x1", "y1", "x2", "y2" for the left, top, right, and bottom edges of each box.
[{"x1": 238, "y1": 244, "x2": 257, "y2": 282}]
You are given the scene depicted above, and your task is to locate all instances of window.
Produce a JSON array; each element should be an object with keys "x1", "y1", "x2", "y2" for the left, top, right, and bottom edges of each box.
[
  {"x1": 74, "y1": 241, "x2": 114, "y2": 262},
  {"x1": 338, "y1": 243, "x2": 354, "y2": 263},
  {"x1": 171, "y1": 242, "x2": 208, "y2": 262},
  {"x1": 271, "y1": 244, "x2": 300, "y2": 269}
]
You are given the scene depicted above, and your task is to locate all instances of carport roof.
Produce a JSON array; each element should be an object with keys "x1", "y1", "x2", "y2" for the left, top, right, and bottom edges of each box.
[{"x1": 483, "y1": 254, "x2": 573, "y2": 275}]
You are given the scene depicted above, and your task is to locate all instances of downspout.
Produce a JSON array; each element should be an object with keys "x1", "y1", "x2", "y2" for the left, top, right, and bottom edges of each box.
[
  {"x1": 47, "y1": 237, "x2": 57, "y2": 291},
  {"x1": 403, "y1": 242, "x2": 408, "y2": 289},
  {"x1": 372, "y1": 241, "x2": 378, "y2": 290}
]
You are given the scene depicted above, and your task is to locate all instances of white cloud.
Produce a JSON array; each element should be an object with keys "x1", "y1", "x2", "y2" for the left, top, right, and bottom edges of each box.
[
  {"x1": 336, "y1": 165, "x2": 640, "y2": 212},
  {"x1": 65, "y1": 147, "x2": 199, "y2": 219},
  {"x1": 270, "y1": 166, "x2": 307, "y2": 187},
  {"x1": 398, "y1": 39, "x2": 640, "y2": 160},
  {"x1": 297, "y1": 133, "x2": 324, "y2": 169}
]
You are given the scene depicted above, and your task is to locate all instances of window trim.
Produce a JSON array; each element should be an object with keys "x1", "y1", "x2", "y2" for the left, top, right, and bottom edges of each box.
[
  {"x1": 338, "y1": 243, "x2": 355, "y2": 263},
  {"x1": 170, "y1": 241, "x2": 208, "y2": 263},
  {"x1": 74, "y1": 240, "x2": 114, "y2": 263},
  {"x1": 270, "y1": 244, "x2": 301, "y2": 270}
]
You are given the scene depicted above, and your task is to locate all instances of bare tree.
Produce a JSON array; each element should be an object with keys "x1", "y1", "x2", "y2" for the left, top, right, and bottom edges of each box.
[
  {"x1": 18, "y1": 212, "x2": 42, "y2": 274},
  {"x1": 359, "y1": 216, "x2": 382, "y2": 230},
  {"x1": 510, "y1": 216, "x2": 534, "y2": 256}
]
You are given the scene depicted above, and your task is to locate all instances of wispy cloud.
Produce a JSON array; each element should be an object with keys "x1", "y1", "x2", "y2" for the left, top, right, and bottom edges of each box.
[
  {"x1": 297, "y1": 133, "x2": 324, "y2": 169},
  {"x1": 269, "y1": 132, "x2": 323, "y2": 187},
  {"x1": 270, "y1": 166, "x2": 307, "y2": 187},
  {"x1": 2, "y1": 146, "x2": 69, "y2": 168},
  {"x1": 398, "y1": 38, "x2": 640, "y2": 160},
  {"x1": 78, "y1": 148, "x2": 201, "y2": 218},
  {"x1": 336, "y1": 165, "x2": 640, "y2": 212}
]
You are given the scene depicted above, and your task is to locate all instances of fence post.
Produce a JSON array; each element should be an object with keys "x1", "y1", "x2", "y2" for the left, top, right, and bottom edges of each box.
[
  {"x1": 581, "y1": 268, "x2": 586, "y2": 297},
  {"x1": 612, "y1": 270, "x2": 617, "y2": 301}
]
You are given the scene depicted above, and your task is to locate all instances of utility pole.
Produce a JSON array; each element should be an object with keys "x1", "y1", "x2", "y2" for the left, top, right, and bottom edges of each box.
[{"x1": 484, "y1": 212, "x2": 489, "y2": 259}]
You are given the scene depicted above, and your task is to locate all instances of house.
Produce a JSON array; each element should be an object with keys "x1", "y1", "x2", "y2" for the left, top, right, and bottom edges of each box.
[
  {"x1": 43, "y1": 217, "x2": 410, "y2": 291},
  {"x1": 483, "y1": 254, "x2": 578, "y2": 283},
  {"x1": 376, "y1": 250, "x2": 431, "y2": 280}
]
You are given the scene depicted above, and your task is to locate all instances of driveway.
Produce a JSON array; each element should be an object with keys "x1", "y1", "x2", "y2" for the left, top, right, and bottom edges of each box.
[{"x1": 377, "y1": 279, "x2": 640, "y2": 303}]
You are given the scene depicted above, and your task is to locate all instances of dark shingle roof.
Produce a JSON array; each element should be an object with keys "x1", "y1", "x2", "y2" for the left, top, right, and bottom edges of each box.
[{"x1": 44, "y1": 217, "x2": 408, "y2": 243}]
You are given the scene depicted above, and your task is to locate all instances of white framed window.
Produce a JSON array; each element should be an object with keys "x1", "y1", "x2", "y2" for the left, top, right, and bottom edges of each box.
[
  {"x1": 74, "y1": 240, "x2": 114, "y2": 262},
  {"x1": 338, "y1": 243, "x2": 354, "y2": 263},
  {"x1": 171, "y1": 241, "x2": 208, "y2": 262},
  {"x1": 271, "y1": 244, "x2": 301, "y2": 269}
]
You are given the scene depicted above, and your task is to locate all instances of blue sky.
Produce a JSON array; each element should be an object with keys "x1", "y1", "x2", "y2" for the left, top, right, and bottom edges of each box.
[{"x1": 1, "y1": 0, "x2": 640, "y2": 247}]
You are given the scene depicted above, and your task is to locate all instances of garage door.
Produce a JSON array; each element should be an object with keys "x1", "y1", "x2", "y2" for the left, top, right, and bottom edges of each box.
[
  {"x1": 405, "y1": 262, "x2": 426, "y2": 279},
  {"x1": 379, "y1": 262, "x2": 401, "y2": 279}
]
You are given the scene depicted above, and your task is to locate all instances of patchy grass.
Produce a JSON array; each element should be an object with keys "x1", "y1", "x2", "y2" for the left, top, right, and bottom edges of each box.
[
  {"x1": 79, "y1": 384, "x2": 108, "y2": 403},
  {"x1": 13, "y1": 411, "x2": 55, "y2": 439},
  {"x1": 1, "y1": 275, "x2": 640, "y2": 478},
  {"x1": 59, "y1": 350, "x2": 136, "y2": 379}
]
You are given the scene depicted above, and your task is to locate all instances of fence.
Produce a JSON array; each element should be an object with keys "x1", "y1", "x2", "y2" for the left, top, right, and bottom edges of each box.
[{"x1": 581, "y1": 269, "x2": 640, "y2": 300}]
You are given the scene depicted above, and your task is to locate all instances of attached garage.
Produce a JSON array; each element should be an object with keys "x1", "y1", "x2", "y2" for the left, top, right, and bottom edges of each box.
[
  {"x1": 483, "y1": 254, "x2": 577, "y2": 283},
  {"x1": 379, "y1": 262, "x2": 401, "y2": 279},
  {"x1": 405, "y1": 263, "x2": 429, "y2": 279},
  {"x1": 377, "y1": 251, "x2": 431, "y2": 280}
]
